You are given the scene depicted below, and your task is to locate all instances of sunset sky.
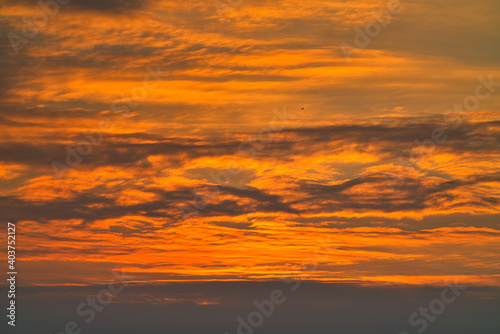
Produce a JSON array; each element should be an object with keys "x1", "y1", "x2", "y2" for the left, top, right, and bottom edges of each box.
[{"x1": 0, "y1": 0, "x2": 499, "y2": 333}]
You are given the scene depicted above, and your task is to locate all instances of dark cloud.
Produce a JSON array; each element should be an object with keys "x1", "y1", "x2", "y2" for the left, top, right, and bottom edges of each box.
[
  {"x1": 0, "y1": 183, "x2": 290, "y2": 225},
  {"x1": 209, "y1": 221, "x2": 256, "y2": 230},
  {"x1": 0, "y1": 118, "x2": 498, "y2": 227},
  {"x1": 8, "y1": 0, "x2": 147, "y2": 14},
  {"x1": 0, "y1": 118, "x2": 498, "y2": 169},
  {"x1": 0, "y1": 116, "x2": 39, "y2": 127},
  {"x1": 293, "y1": 173, "x2": 500, "y2": 214}
]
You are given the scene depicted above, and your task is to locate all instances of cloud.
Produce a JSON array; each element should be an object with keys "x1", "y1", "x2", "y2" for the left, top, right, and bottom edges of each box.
[
  {"x1": 8, "y1": 0, "x2": 148, "y2": 14},
  {"x1": 0, "y1": 0, "x2": 499, "y2": 289}
]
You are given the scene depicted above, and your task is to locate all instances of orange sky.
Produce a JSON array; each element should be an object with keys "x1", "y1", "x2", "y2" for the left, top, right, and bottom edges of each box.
[{"x1": 0, "y1": 0, "x2": 499, "y2": 288}]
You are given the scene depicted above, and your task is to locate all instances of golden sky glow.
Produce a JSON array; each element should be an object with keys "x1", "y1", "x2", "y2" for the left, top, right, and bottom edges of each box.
[{"x1": 1, "y1": 0, "x2": 499, "y2": 288}]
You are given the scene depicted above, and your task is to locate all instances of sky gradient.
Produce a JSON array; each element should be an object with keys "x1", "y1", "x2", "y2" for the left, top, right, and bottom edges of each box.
[{"x1": 0, "y1": 0, "x2": 499, "y2": 333}]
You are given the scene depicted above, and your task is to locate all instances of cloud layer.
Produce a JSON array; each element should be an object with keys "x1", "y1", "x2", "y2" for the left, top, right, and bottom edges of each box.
[{"x1": 0, "y1": 0, "x2": 499, "y2": 287}]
